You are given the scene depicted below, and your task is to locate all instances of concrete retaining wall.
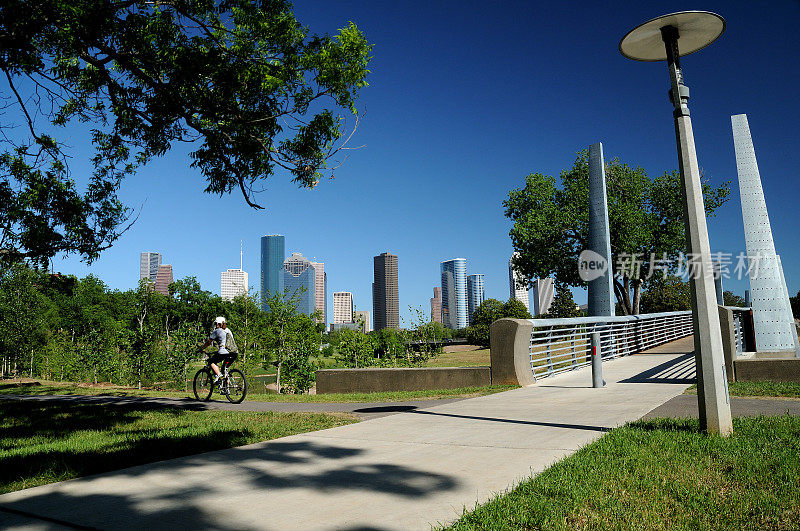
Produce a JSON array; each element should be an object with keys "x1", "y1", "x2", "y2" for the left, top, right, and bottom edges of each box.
[
  {"x1": 316, "y1": 366, "x2": 491, "y2": 394},
  {"x1": 734, "y1": 357, "x2": 800, "y2": 382}
]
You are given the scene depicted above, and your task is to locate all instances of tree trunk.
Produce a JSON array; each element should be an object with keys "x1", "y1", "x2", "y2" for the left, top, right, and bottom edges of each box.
[
  {"x1": 632, "y1": 279, "x2": 643, "y2": 315},
  {"x1": 275, "y1": 361, "x2": 282, "y2": 394},
  {"x1": 29, "y1": 349, "x2": 33, "y2": 378}
]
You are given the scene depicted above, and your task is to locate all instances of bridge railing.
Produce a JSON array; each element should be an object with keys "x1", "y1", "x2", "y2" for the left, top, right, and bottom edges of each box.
[{"x1": 490, "y1": 311, "x2": 693, "y2": 386}]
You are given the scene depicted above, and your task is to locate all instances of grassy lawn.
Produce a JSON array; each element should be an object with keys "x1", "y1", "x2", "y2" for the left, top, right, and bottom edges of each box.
[
  {"x1": 685, "y1": 380, "x2": 800, "y2": 399},
  {"x1": 0, "y1": 380, "x2": 517, "y2": 403},
  {"x1": 446, "y1": 415, "x2": 800, "y2": 530},
  {"x1": 424, "y1": 349, "x2": 490, "y2": 367},
  {"x1": 0, "y1": 400, "x2": 358, "y2": 494}
]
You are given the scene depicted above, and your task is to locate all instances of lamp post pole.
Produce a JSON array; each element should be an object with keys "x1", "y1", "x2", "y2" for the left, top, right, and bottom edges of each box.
[{"x1": 621, "y1": 12, "x2": 733, "y2": 435}]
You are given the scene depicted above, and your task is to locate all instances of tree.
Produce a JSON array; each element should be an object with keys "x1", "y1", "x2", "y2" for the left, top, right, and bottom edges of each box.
[
  {"x1": 639, "y1": 276, "x2": 691, "y2": 313},
  {"x1": 465, "y1": 298, "x2": 533, "y2": 347},
  {"x1": 334, "y1": 328, "x2": 375, "y2": 368},
  {"x1": 540, "y1": 284, "x2": 582, "y2": 318},
  {"x1": 723, "y1": 291, "x2": 746, "y2": 308},
  {"x1": 790, "y1": 290, "x2": 799, "y2": 320},
  {"x1": 505, "y1": 151, "x2": 730, "y2": 315},
  {"x1": 0, "y1": 0, "x2": 372, "y2": 266}
]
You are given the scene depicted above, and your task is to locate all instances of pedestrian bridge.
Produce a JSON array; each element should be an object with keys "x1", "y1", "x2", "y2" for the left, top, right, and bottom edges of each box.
[{"x1": 489, "y1": 308, "x2": 750, "y2": 386}]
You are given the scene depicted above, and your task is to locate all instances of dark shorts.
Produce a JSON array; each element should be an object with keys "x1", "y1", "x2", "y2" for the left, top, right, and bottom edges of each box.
[{"x1": 209, "y1": 352, "x2": 238, "y2": 367}]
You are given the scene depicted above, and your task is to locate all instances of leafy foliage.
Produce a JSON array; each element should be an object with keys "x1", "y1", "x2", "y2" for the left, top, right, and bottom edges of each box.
[
  {"x1": 465, "y1": 298, "x2": 533, "y2": 347},
  {"x1": 505, "y1": 151, "x2": 730, "y2": 314},
  {"x1": 539, "y1": 284, "x2": 582, "y2": 318},
  {"x1": 723, "y1": 291, "x2": 746, "y2": 308},
  {"x1": 0, "y1": 0, "x2": 372, "y2": 266},
  {"x1": 639, "y1": 276, "x2": 691, "y2": 314}
]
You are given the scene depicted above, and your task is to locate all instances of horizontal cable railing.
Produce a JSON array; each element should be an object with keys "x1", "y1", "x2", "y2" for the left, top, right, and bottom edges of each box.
[
  {"x1": 727, "y1": 307, "x2": 751, "y2": 354},
  {"x1": 527, "y1": 311, "x2": 693, "y2": 381}
]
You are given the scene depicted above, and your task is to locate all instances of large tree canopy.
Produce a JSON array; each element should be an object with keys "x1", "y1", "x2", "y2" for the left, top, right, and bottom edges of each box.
[
  {"x1": 0, "y1": 0, "x2": 372, "y2": 266},
  {"x1": 505, "y1": 151, "x2": 730, "y2": 315}
]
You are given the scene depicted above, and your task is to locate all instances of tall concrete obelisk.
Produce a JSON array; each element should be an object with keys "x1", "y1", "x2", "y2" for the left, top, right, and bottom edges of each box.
[
  {"x1": 732, "y1": 114, "x2": 800, "y2": 356},
  {"x1": 588, "y1": 142, "x2": 614, "y2": 317}
]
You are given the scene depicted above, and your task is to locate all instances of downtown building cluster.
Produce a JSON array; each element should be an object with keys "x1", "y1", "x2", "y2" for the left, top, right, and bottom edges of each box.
[{"x1": 139, "y1": 252, "x2": 173, "y2": 296}]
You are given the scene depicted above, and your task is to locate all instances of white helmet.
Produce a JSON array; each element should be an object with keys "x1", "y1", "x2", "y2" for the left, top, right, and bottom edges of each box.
[{"x1": 214, "y1": 316, "x2": 226, "y2": 325}]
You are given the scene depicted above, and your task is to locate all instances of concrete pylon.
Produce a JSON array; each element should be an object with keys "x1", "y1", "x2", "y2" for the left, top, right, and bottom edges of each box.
[
  {"x1": 587, "y1": 142, "x2": 614, "y2": 317},
  {"x1": 731, "y1": 114, "x2": 800, "y2": 357}
]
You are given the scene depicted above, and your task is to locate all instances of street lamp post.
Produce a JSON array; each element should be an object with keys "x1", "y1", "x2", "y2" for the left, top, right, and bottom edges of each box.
[{"x1": 620, "y1": 11, "x2": 732, "y2": 435}]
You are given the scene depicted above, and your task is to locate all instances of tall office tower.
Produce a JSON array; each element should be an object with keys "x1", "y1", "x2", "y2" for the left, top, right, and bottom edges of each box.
[
  {"x1": 372, "y1": 252, "x2": 399, "y2": 331},
  {"x1": 139, "y1": 252, "x2": 162, "y2": 282},
  {"x1": 354, "y1": 310, "x2": 370, "y2": 333},
  {"x1": 430, "y1": 287, "x2": 442, "y2": 324},
  {"x1": 260, "y1": 235, "x2": 285, "y2": 311},
  {"x1": 732, "y1": 114, "x2": 800, "y2": 354},
  {"x1": 221, "y1": 269, "x2": 249, "y2": 301},
  {"x1": 441, "y1": 258, "x2": 468, "y2": 330},
  {"x1": 508, "y1": 253, "x2": 530, "y2": 310},
  {"x1": 310, "y1": 261, "x2": 327, "y2": 324},
  {"x1": 282, "y1": 252, "x2": 317, "y2": 316},
  {"x1": 153, "y1": 264, "x2": 173, "y2": 296},
  {"x1": 466, "y1": 274, "x2": 485, "y2": 324},
  {"x1": 332, "y1": 291, "x2": 354, "y2": 324},
  {"x1": 531, "y1": 277, "x2": 555, "y2": 316}
]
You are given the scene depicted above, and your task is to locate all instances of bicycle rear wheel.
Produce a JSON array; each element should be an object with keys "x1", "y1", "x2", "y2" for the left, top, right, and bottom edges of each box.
[
  {"x1": 193, "y1": 368, "x2": 213, "y2": 401},
  {"x1": 225, "y1": 369, "x2": 247, "y2": 404}
]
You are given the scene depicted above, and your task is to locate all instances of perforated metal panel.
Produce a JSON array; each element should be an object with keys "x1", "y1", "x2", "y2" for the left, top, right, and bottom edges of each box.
[
  {"x1": 732, "y1": 114, "x2": 799, "y2": 354},
  {"x1": 588, "y1": 142, "x2": 614, "y2": 317}
]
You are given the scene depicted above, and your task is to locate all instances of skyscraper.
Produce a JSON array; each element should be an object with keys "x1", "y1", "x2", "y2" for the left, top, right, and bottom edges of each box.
[
  {"x1": 260, "y1": 235, "x2": 285, "y2": 311},
  {"x1": 467, "y1": 273, "x2": 485, "y2": 324},
  {"x1": 531, "y1": 277, "x2": 555, "y2": 316},
  {"x1": 221, "y1": 269, "x2": 248, "y2": 301},
  {"x1": 310, "y1": 260, "x2": 327, "y2": 325},
  {"x1": 283, "y1": 252, "x2": 317, "y2": 317},
  {"x1": 508, "y1": 253, "x2": 530, "y2": 311},
  {"x1": 372, "y1": 252, "x2": 399, "y2": 331},
  {"x1": 140, "y1": 252, "x2": 161, "y2": 282},
  {"x1": 332, "y1": 292, "x2": 354, "y2": 324},
  {"x1": 430, "y1": 287, "x2": 442, "y2": 324},
  {"x1": 354, "y1": 310, "x2": 370, "y2": 333},
  {"x1": 153, "y1": 264, "x2": 173, "y2": 296},
  {"x1": 441, "y1": 258, "x2": 467, "y2": 330}
]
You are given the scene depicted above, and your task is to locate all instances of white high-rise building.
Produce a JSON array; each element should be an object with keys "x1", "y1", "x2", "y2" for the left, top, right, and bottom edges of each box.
[
  {"x1": 508, "y1": 253, "x2": 530, "y2": 310},
  {"x1": 221, "y1": 269, "x2": 249, "y2": 301},
  {"x1": 332, "y1": 292, "x2": 354, "y2": 324},
  {"x1": 140, "y1": 252, "x2": 162, "y2": 282},
  {"x1": 310, "y1": 260, "x2": 327, "y2": 325},
  {"x1": 531, "y1": 277, "x2": 555, "y2": 316},
  {"x1": 354, "y1": 310, "x2": 370, "y2": 333}
]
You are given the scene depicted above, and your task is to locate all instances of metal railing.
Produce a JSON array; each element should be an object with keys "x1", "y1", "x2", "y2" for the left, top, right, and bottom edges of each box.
[
  {"x1": 728, "y1": 307, "x2": 752, "y2": 354},
  {"x1": 527, "y1": 311, "x2": 693, "y2": 381}
]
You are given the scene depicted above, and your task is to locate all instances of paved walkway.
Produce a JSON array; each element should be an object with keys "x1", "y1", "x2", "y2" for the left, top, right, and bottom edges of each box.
[{"x1": 0, "y1": 337, "x2": 717, "y2": 530}]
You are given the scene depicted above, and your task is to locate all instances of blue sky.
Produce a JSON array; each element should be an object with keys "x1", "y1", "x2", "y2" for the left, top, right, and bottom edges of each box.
[{"x1": 38, "y1": 1, "x2": 800, "y2": 324}]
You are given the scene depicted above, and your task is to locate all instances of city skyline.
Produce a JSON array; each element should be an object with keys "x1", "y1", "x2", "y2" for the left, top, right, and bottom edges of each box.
[{"x1": 48, "y1": 2, "x2": 800, "y2": 325}]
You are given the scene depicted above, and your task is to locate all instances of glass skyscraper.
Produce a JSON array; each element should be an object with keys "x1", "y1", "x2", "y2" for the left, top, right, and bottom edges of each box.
[
  {"x1": 466, "y1": 273, "x2": 485, "y2": 325},
  {"x1": 260, "y1": 235, "x2": 285, "y2": 311},
  {"x1": 441, "y1": 258, "x2": 467, "y2": 330},
  {"x1": 283, "y1": 252, "x2": 317, "y2": 317}
]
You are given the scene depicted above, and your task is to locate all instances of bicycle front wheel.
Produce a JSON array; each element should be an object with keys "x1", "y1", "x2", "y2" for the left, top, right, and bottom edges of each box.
[
  {"x1": 193, "y1": 368, "x2": 213, "y2": 401},
  {"x1": 225, "y1": 369, "x2": 248, "y2": 404}
]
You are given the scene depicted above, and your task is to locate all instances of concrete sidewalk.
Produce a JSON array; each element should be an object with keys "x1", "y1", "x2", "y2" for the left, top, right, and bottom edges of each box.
[{"x1": 1, "y1": 341, "x2": 696, "y2": 530}]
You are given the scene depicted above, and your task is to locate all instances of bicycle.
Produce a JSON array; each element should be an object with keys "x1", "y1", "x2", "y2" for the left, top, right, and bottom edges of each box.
[{"x1": 193, "y1": 355, "x2": 248, "y2": 404}]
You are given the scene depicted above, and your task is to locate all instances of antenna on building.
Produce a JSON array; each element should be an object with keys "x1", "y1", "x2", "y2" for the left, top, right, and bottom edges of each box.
[{"x1": 240, "y1": 240, "x2": 243, "y2": 270}]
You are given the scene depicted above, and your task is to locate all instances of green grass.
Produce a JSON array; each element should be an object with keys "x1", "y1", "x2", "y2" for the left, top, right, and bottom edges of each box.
[
  {"x1": 0, "y1": 380, "x2": 517, "y2": 402},
  {"x1": 424, "y1": 349, "x2": 490, "y2": 367},
  {"x1": 0, "y1": 401, "x2": 357, "y2": 494},
  {"x1": 445, "y1": 416, "x2": 800, "y2": 530},
  {"x1": 685, "y1": 380, "x2": 800, "y2": 399}
]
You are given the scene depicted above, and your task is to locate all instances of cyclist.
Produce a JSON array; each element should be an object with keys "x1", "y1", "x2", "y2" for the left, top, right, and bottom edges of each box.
[{"x1": 200, "y1": 316, "x2": 237, "y2": 384}]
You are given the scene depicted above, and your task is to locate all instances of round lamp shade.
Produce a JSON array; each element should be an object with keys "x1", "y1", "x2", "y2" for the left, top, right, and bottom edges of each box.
[{"x1": 619, "y1": 11, "x2": 725, "y2": 62}]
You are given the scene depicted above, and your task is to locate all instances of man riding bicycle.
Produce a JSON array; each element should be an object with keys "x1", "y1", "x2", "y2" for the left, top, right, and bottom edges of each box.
[{"x1": 200, "y1": 316, "x2": 238, "y2": 384}]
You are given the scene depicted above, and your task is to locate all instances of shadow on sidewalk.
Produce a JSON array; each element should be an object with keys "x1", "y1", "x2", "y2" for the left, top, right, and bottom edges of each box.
[
  {"x1": 1, "y1": 439, "x2": 459, "y2": 528},
  {"x1": 619, "y1": 353, "x2": 696, "y2": 384},
  {"x1": 407, "y1": 410, "x2": 610, "y2": 432}
]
